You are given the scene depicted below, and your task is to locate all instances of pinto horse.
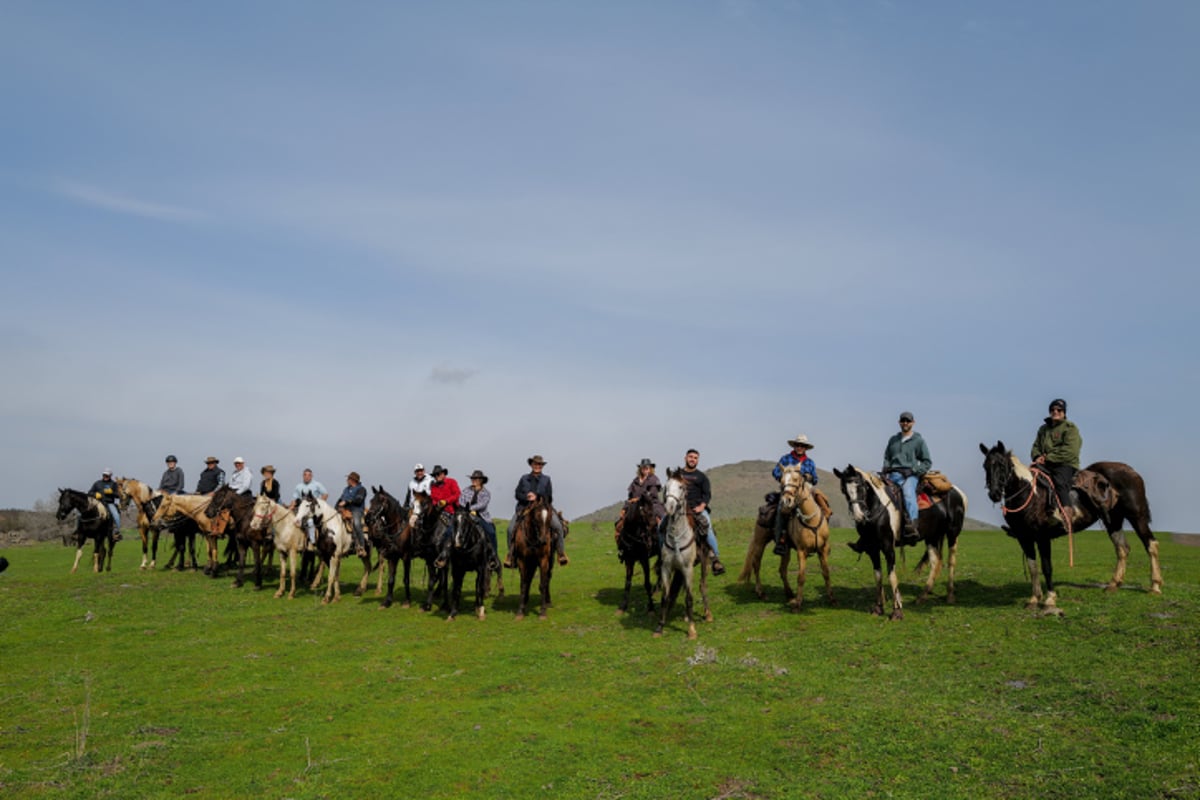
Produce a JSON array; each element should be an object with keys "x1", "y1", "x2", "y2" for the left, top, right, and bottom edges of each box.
[
  {"x1": 980, "y1": 442, "x2": 1162, "y2": 615},
  {"x1": 294, "y1": 495, "x2": 367, "y2": 604},
  {"x1": 615, "y1": 495, "x2": 659, "y2": 616},
  {"x1": 205, "y1": 486, "x2": 272, "y2": 589},
  {"x1": 116, "y1": 477, "x2": 162, "y2": 569},
  {"x1": 653, "y1": 470, "x2": 708, "y2": 639},
  {"x1": 56, "y1": 488, "x2": 117, "y2": 573},
  {"x1": 834, "y1": 465, "x2": 966, "y2": 619},
  {"x1": 509, "y1": 496, "x2": 557, "y2": 620}
]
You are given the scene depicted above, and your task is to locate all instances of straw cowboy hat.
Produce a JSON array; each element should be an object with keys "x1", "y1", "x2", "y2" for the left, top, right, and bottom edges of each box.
[
  {"x1": 261, "y1": 465, "x2": 276, "y2": 474},
  {"x1": 205, "y1": 456, "x2": 219, "y2": 464},
  {"x1": 467, "y1": 469, "x2": 489, "y2": 484},
  {"x1": 528, "y1": 455, "x2": 547, "y2": 466},
  {"x1": 787, "y1": 435, "x2": 815, "y2": 449}
]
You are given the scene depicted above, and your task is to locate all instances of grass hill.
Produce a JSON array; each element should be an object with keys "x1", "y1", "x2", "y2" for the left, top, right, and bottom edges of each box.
[{"x1": 574, "y1": 459, "x2": 998, "y2": 529}]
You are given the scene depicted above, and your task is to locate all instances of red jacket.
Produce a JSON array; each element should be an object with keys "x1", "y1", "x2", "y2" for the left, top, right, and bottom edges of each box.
[{"x1": 429, "y1": 477, "x2": 461, "y2": 512}]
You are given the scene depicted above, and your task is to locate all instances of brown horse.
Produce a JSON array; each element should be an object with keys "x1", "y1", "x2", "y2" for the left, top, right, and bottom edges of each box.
[
  {"x1": 205, "y1": 486, "x2": 273, "y2": 589},
  {"x1": 509, "y1": 496, "x2": 557, "y2": 620},
  {"x1": 614, "y1": 495, "x2": 659, "y2": 616},
  {"x1": 980, "y1": 441, "x2": 1163, "y2": 615},
  {"x1": 775, "y1": 466, "x2": 834, "y2": 611},
  {"x1": 116, "y1": 477, "x2": 161, "y2": 569}
]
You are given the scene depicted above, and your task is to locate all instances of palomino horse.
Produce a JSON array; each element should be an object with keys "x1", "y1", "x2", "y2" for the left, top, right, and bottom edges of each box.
[
  {"x1": 980, "y1": 442, "x2": 1162, "y2": 615},
  {"x1": 247, "y1": 496, "x2": 308, "y2": 599},
  {"x1": 834, "y1": 465, "x2": 967, "y2": 619},
  {"x1": 509, "y1": 496, "x2": 557, "y2": 620},
  {"x1": 56, "y1": 488, "x2": 117, "y2": 573},
  {"x1": 776, "y1": 466, "x2": 834, "y2": 612},
  {"x1": 151, "y1": 494, "x2": 225, "y2": 575},
  {"x1": 737, "y1": 471, "x2": 837, "y2": 606},
  {"x1": 653, "y1": 470, "x2": 706, "y2": 639},
  {"x1": 444, "y1": 507, "x2": 493, "y2": 621},
  {"x1": 294, "y1": 495, "x2": 368, "y2": 604},
  {"x1": 116, "y1": 477, "x2": 162, "y2": 569},
  {"x1": 615, "y1": 495, "x2": 659, "y2": 616}
]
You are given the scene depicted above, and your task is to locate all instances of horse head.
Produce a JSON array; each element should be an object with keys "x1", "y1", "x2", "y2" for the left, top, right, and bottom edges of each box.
[
  {"x1": 55, "y1": 488, "x2": 74, "y2": 520},
  {"x1": 833, "y1": 465, "x2": 871, "y2": 524},
  {"x1": 205, "y1": 485, "x2": 237, "y2": 518},
  {"x1": 778, "y1": 466, "x2": 805, "y2": 512},
  {"x1": 979, "y1": 441, "x2": 1013, "y2": 504},
  {"x1": 663, "y1": 469, "x2": 687, "y2": 519},
  {"x1": 249, "y1": 495, "x2": 276, "y2": 531}
]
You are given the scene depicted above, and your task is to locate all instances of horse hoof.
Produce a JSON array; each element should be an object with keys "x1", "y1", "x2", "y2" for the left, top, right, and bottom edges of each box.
[
  {"x1": 274, "y1": 591, "x2": 284, "y2": 599},
  {"x1": 446, "y1": 616, "x2": 456, "y2": 623},
  {"x1": 321, "y1": 597, "x2": 331, "y2": 606},
  {"x1": 515, "y1": 613, "x2": 525, "y2": 621},
  {"x1": 477, "y1": 609, "x2": 486, "y2": 621},
  {"x1": 890, "y1": 610, "x2": 904, "y2": 621},
  {"x1": 615, "y1": 609, "x2": 626, "y2": 617},
  {"x1": 1025, "y1": 600, "x2": 1040, "y2": 611},
  {"x1": 538, "y1": 612, "x2": 547, "y2": 620},
  {"x1": 946, "y1": 594, "x2": 956, "y2": 605},
  {"x1": 1150, "y1": 584, "x2": 1164, "y2": 595},
  {"x1": 401, "y1": 602, "x2": 410, "y2": 609},
  {"x1": 1042, "y1": 605, "x2": 1064, "y2": 617},
  {"x1": 687, "y1": 626, "x2": 697, "y2": 640},
  {"x1": 354, "y1": 589, "x2": 364, "y2": 598},
  {"x1": 870, "y1": 605, "x2": 884, "y2": 616},
  {"x1": 1104, "y1": 583, "x2": 1120, "y2": 594},
  {"x1": 704, "y1": 612, "x2": 714, "y2": 623},
  {"x1": 652, "y1": 630, "x2": 663, "y2": 638},
  {"x1": 754, "y1": 590, "x2": 767, "y2": 601}
]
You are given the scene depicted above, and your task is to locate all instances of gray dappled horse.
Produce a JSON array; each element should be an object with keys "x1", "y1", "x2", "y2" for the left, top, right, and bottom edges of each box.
[{"x1": 653, "y1": 470, "x2": 703, "y2": 639}]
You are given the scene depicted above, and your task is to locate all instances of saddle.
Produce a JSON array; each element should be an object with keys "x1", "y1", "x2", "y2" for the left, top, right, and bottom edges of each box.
[{"x1": 917, "y1": 470, "x2": 955, "y2": 511}]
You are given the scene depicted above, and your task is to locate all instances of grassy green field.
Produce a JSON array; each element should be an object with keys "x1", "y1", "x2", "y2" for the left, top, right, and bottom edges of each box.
[{"x1": 2, "y1": 522, "x2": 1198, "y2": 799}]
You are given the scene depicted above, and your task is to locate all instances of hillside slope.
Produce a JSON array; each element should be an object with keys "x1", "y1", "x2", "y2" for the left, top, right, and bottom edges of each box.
[{"x1": 574, "y1": 459, "x2": 997, "y2": 530}]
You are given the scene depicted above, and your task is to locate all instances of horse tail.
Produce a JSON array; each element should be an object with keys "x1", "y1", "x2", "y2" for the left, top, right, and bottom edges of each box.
[{"x1": 735, "y1": 523, "x2": 765, "y2": 583}]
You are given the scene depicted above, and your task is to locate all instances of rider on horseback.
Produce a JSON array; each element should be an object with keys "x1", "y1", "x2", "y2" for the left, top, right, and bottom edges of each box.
[
  {"x1": 616, "y1": 458, "x2": 664, "y2": 562},
  {"x1": 88, "y1": 468, "x2": 122, "y2": 541},
  {"x1": 1031, "y1": 398, "x2": 1081, "y2": 513},
  {"x1": 882, "y1": 411, "x2": 930, "y2": 546},
  {"x1": 771, "y1": 435, "x2": 833, "y2": 557},
  {"x1": 505, "y1": 455, "x2": 569, "y2": 567},
  {"x1": 430, "y1": 465, "x2": 461, "y2": 568}
]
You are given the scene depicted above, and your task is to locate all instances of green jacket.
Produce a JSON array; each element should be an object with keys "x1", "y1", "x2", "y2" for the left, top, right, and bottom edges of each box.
[
  {"x1": 882, "y1": 432, "x2": 932, "y2": 477},
  {"x1": 1031, "y1": 418, "x2": 1082, "y2": 468}
]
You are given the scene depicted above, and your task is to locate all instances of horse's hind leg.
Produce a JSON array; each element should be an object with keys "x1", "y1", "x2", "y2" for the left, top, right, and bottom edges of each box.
[
  {"x1": 619, "y1": 561, "x2": 634, "y2": 615},
  {"x1": 642, "y1": 558, "x2": 655, "y2": 614},
  {"x1": 1036, "y1": 537, "x2": 1062, "y2": 616},
  {"x1": 1123, "y1": 513, "x2": 1164, "y2": 595},
  {"x1": 684, "y1": 575, "x2": 697, "y2": 640},
  {"x1": 1105, "y1": 527, "x2": 1131, "y2": 593},
  {"x1": 945, "y1": 538, "x2": 959, "y2": 604},
  {"x1": 917, "y1": 544, "x2": 941, "y2": 603}
]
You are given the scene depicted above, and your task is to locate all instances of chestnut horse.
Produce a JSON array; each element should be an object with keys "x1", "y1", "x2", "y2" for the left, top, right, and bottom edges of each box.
[
  {"x1": 205, "y1": 486, "x2": 271, "y2": 589},
  {"x1": 56, "y1": 488, "x2": 116, "y2": 573},
  {"x1": 509, "y1": 496, "x2": 557, "y2": 620},
  {"x1": 151, "y1": 494, "x2": 224, "y2": 576},
  {"x1": 980, "y1": 442, "x2": 1162, "y2": 615},
  {"x1": 834, "y1": 465, "x2": 966, "y2": 619}
]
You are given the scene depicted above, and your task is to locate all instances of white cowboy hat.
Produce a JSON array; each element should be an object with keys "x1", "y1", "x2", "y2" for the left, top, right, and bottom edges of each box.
[{"x1": 786, "y1": 435, "x2": 814, "y2": 449}]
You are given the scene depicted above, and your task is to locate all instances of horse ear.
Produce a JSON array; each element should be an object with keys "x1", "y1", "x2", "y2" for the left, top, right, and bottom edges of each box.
[
  {"x1": 996, "y1": 440, "x2": 1007, "y2": 453},
  {"x1": 979, "y1": 443, "x2": 989, "y2": 455},
  {"x1": 833, "y1": 468, "x2": 844, "y2": 479}
]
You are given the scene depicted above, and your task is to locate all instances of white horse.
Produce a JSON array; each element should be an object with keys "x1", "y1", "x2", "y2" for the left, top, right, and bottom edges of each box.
[
  {"x1": 249, "y1": 496, "x2": 307, "y2": 599},
  {"x1": 294, "y1": 496, "x2": 358, "y2": 604},
  {"x1": 653, "y1": 470, "x2": 700, "y2": 640}
]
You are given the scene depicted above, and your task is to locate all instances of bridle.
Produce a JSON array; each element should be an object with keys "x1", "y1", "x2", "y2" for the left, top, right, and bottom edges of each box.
[
  {"x1": 780, "y1": 470, "x2": 823, "y2": 531},
  {"x1": 662, "y1": 478, "x2": 694, "y2": 553}
]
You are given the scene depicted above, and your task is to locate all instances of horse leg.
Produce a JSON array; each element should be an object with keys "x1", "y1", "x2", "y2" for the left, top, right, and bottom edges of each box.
[
  {"x1": 402, "y1": 558, "x2": 413, "y2": 608},
  {"x1": 684, "y1": 565, "x2": 697, "y2": 640},
  {"x1": 945, "y1": 537, "x2": 959, "y2": 604},
  {"x1": 917, "y1": 543, "x2": 940, "y2": 604},
  {"x1": 447, "y1": 566, "x2": 462, "y2": 620},
  {"x1": 1105, "y1": 528, "x2": 1131, "y2": 593},
  {"x1": 475, "y1": 566, "x2": 487, "y2": 620},
  {"x1": 1018, "y1": 537, "x2": 1043, "y2": 610},
  {"x1": 653, "y1": 561, "x2": 672, "y2": 637},
  {"x1": 71, "y1": 543, "x2": 85, "y2": 574},
  {"x1": 150, "y1": 528, "x2": 159, "y2": 569},
  {"x1": 139, "y1": 524, "x2": 150, "y2": 570},
  {"x1": 538, "y1": 556, "x2": 551, "y2": 619},
  {"x1": 789, "y1": 548, "x2": 807, "y2": 612},
  {"x1": 252, "y1": 542, "x2": 265, "y2": 590},
  {"x1": 819, "y1": 541, "x2": 835, "y2": 606},
  {"x1": 776, "y1": 548, "x2": 792, "y2": 602},
  {"x1": 233, "y1": 541, "x2": 248, "y2": 588},
  {"x1": 274, "y1": 548, "x2": 287, "y2": 598},
  {"x1": 642, "y1": 557, "x2": 655, "y2": 614},
  {"x1": 1036, "y1": 536, "x2": 1062, "y2": 616},
  {"x1": 323, "y1": 554, "x2": 341, "y2": 604},
  {"x1": 515, "y1": 561, "x2": 531, "y2": 621},
  {"x1": 619, "y1": 560, "x2": 634, "y2": 615}
]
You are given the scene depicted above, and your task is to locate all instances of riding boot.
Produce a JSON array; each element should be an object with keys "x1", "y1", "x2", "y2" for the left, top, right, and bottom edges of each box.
[
  {"x1": 772, "y1": 511, "x2": 788, "y2": 557},
  {"x1": 556, "y1": 531, "x2": 569, "y2": 566},
  {"x1": 846, "y1": 538, "x2": 865, "y2": 554},
  {"x1": 900, "y1": 520, "x2": 920, "y2": 546}
]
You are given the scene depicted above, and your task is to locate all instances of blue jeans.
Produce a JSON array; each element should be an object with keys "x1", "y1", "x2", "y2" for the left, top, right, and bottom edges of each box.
[
  {"x1": 699, "y1": 509, "x2": 719, "y2": 559},
  {"x1": 887, "y1": 472, "x2": 919, "y2": 522},
  {"x1": 106, "y1": 504, "x2": 121, "y2": 535}
]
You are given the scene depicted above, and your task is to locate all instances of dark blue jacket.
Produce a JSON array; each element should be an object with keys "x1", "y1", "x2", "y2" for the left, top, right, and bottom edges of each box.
[{"x1": 514, "y1": 472, "x2": 553, "y2": 509}]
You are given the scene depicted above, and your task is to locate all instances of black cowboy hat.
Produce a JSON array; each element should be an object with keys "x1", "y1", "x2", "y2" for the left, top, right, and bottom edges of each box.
[
  {"x1": 468, "y1": 469, "x2": 488, "y2": 484},
  {"x1": 637, "y1": 458, "x2": 655, "y2": 469},
  {"x1": 431, "y1": 465, "x2": 447, "y2": 476},
  {"x1": 528, "y1": 455, "x2": 547, "y2": 466}
]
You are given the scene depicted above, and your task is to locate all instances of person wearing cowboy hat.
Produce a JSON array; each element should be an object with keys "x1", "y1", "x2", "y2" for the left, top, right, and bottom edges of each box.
[
  {"x1": 771, "y1": 435, "x2": 826, "y2": 556},
  {"x1": 88, "y1": 468, "x2": 122, "y2": 541},
  {"x1": 336, "y1": 471, "x2": 368, "y2": 556},
  {"x1": 1031, "y1": 398, "x2": 1082, "y2": 512},
  {"x1": 615, "y1": 458, "x2": 665, "y2": 561},
  {"x1": 258, "y1": 465, "x2": 280, "y2": 502},
  {"x1": 228, "y1": 457, "x2": 252, "y2": 496},
  {"x1": 505, "y1": 455, "x2": 569, "y2": 568},
  {"x1": 454, "y1": 469, "x2": 500, "y2": 572},
  {"x1": 158, "y1": 455, "x2": 185, "y2": 496},
  {"x1": 195, "y1": 457, "x2": 226, "y2": 496}
]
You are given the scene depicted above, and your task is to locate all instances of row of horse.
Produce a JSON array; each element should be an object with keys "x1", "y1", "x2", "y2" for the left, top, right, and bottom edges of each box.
[{"x1": 54, "y1": 444, "x2": 1164, "y2": 631}]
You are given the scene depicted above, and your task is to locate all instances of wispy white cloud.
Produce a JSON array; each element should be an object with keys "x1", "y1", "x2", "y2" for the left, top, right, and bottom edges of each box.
[{"x1": 53, "y1": 180, "x2": 206, "y2": 223}]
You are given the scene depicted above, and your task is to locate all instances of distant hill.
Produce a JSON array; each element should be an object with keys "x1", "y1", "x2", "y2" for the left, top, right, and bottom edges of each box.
[{"x1": 574, "y1": 459, "x2": 998, "y2": 530}]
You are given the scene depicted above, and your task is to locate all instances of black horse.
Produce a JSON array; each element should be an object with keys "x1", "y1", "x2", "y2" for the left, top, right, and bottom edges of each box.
[
  {"x1": 401, "y1": 492, "x2": 448, "y2": 612},
  {"x1": 206, "y1": 486, "x2": 269, "y2": 589},
  {"x1": 443, "y1": 507, "x2": 493, "y2": 621},
  {"x1": 980, "y1": 441, "x2": 1162, "y2": 614},
  {"x1": 56, "y1": 488, "x2": 116, "y2": 573},
  {"x1": 615, "y1": 495, "x2": 659, "y2": 616},
  {"x1": 365, "y1": 487, "x2": 418, "y2": 609},
  {"x1": 833, "y1": 465, "x2": 967, "y2": 619}
]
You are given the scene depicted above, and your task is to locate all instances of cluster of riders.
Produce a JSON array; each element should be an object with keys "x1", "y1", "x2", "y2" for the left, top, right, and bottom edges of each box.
[{"x1": 54, "y1": 398, "x2": 1163, "y2": 628}]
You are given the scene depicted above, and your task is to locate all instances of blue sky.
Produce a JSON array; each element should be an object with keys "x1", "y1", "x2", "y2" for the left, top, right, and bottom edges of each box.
[{"x1": 2, "y1": 1, "x2": 1197, "y2": 531}]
